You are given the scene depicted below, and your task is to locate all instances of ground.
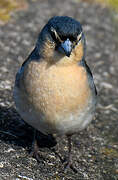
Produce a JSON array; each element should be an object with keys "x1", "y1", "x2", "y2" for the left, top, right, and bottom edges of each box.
[{"x1": 0, "y1": 0, "x2": 118, "y2": 179}]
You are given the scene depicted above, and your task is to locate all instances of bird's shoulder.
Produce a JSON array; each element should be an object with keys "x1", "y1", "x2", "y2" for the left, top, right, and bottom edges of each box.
[{"x1": 15, "y1": 47, "x2": 41, "y2": 88}]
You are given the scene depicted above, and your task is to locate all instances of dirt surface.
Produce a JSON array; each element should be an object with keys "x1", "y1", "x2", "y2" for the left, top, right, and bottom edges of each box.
[{"x1": 0, "y1": 0, "x2": 118, "y2": 179}]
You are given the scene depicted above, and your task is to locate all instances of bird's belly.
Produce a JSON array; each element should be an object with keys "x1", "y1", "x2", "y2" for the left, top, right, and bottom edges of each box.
[{"x1": 14, "y1": 63, "x2": 95, "y2": 135}]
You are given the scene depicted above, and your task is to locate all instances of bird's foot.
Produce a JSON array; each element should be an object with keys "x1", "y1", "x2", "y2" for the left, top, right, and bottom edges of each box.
[
  {"x1": 29, "y1": 138, "x2": 43, "y2": 162},
  {"x1": 30, "y1": 148, "x2": 40, "y2": 162},
  {"x1": 29, "y1": 130, "x2": 45, "y2": 163},
  {"x1": 63, "y1": 158, "x2": 78, "y2": 173},
  {"x1": 30, "y1": 141, "x2": 46, "y2": 164},
  {"x1": 63, "y1": 135, "x2": 78, "y2": 173}
]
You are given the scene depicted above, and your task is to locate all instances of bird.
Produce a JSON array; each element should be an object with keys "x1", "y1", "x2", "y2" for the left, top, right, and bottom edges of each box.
[{"x1": 13, "y1": 16, "x2": 97, "y2": 171}]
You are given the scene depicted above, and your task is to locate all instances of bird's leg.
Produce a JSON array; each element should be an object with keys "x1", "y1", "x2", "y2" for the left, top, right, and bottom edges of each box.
[
  {"x1": 67, "y1": 135, "x2": 72, "y2": 162},
  {"x1": 30, "y1": 129, "x2": 41, "y2": 162},
  {"x1": 64, "y1": 135, "x2": 72, "y2": 168},
  {"x1": 64, "y1": 135, "x2": 77, "y2": 173}
]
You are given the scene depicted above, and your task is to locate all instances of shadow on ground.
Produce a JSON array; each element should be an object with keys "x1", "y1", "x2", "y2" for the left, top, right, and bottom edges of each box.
[{"x1": 0, "y1": 105, "x2": 57, "y2": 150}]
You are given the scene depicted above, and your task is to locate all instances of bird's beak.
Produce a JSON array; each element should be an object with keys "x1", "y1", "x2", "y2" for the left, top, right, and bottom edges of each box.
[{"x1": 61, "y1": 39, "x2": 72, "y2": 57}]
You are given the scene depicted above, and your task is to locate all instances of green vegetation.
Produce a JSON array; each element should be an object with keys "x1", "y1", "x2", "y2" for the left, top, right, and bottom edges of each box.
[
  {"x1": 101, "y1": 147, "x2": 118, "y2": 158},
  {"x1": 0, "y1": 0, "x2": 118, "y2": 25},
  {"x1": 99, "y1": 0, "x2": 118, "y2": 11},
  {"x1": 0, "y1": 0, "x2": 27, "y2": 24},
  {"x1": 86, "y1": 0, "x2": 118, "y2": 11}
]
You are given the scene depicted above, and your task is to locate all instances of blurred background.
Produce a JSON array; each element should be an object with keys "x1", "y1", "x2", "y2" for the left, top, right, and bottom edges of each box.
[{"x1": 0, "y1": 0, "x2": 118, "y2": 179}]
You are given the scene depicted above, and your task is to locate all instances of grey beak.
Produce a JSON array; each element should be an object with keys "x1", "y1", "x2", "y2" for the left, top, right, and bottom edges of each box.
[{"x1": 61, "y1": 38, "x2": 72, "y2": 57}]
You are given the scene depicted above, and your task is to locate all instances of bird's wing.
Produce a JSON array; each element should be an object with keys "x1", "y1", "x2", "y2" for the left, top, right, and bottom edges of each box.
[{"x1": 80, "y1": 60, "x2": 97, "y2": 96}]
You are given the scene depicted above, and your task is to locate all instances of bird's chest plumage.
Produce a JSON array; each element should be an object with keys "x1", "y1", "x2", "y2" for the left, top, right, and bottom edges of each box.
[
  {"x1": 23, "y1": 61, "x2": 90, "y2": 111},
  {"x1": 16, "y1": 61, "x2": 93, "y2": 134}
]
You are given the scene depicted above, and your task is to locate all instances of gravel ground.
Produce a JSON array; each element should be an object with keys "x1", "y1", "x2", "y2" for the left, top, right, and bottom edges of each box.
[{"x1": 0, "y1": 0, "x2": 118, "y2": 179}]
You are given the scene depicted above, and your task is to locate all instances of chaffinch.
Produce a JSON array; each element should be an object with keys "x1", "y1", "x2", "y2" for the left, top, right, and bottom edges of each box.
[{"x1": 14, "y1": 16, "x2": 97, "y2": 171}]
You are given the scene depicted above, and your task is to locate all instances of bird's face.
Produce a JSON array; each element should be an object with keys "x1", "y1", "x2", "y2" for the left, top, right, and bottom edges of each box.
[{"x1": 37, "y1": 16, "x2": 85, "y2": 65}]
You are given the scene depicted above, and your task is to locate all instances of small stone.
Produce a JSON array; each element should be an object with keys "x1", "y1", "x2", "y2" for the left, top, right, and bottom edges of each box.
[{"x1": 0, "y1": 162, "x2": 4, "y2": 168}]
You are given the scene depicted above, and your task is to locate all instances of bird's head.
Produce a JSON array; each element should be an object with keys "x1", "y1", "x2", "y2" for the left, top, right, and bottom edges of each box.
[{"x1": 36, "y1": 16, "x2": 85, "y2": 65}]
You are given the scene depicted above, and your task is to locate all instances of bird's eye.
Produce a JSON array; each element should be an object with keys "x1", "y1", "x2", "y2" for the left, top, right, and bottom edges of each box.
[{"x1": 69, "y1": 36, "x2": 77, "y2": 42}]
